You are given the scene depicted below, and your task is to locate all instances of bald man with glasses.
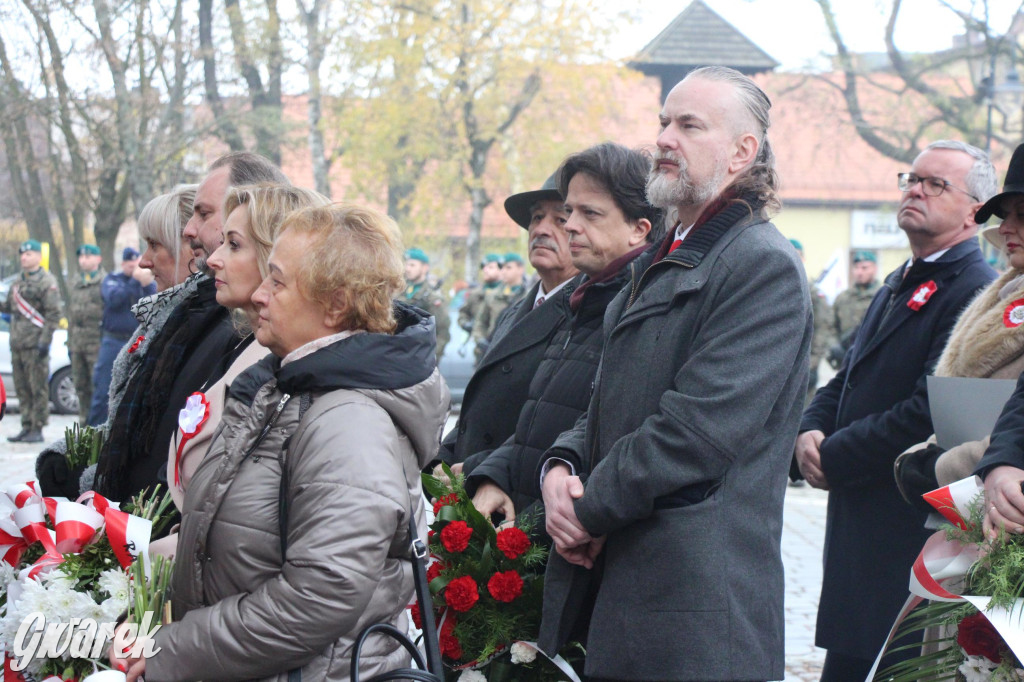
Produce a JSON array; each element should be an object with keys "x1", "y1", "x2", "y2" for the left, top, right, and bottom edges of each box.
[{"x1": 796, "y1": 140, "x2": 999, "y2": 680}]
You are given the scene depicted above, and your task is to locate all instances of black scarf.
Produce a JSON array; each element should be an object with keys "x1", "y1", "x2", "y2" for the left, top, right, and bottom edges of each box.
[{"x1": 97, "y1": 279, "x2": 226, "y2": 500}]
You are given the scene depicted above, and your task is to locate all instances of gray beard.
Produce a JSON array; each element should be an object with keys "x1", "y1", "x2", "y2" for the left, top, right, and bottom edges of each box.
[
  {"x1": 192, "y1": 255, "x2": 212, "y2": 277},
  {"x1": 646, "y1": 161, "x2": 727, "y2": 210}
]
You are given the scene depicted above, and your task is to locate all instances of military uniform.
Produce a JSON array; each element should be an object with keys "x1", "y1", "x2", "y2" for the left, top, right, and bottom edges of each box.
[
  {"x1": 807, "y1": 282, "x2": 833, "y2": 405},
  {"x1": 67, "y1": 268, "x2": 105, "y2": 423},
  {"x1": 403, "y1": 280, "x2": 450, "y2": 362},
  {"x1": 458, "y1": 287, "x2": 483, "y2": 333},
  {"x1": 472, "y1": 283, "x2": 524, "y2": 364},
  {"x1": 2, "y1": 266, "x2": 63, "y2": 436},
  {"x1": 832, "y1": 281, "x2": 880, "y2": 361}
]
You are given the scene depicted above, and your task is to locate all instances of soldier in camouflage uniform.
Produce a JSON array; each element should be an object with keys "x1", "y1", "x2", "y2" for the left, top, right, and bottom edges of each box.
[
  {"x1": 458, "y1": 254, "x2": 503, "y2": 331},
  {"x1": 2, "y1": 240, "x2": 63, "y2": 442},
  {"x1": 67, "y1": 244, "x2": 105, "y2": 423},
  {"x1": 402, "y1": 248, "x2": 450, "y2": 362},
  {"x1": 472, "y1": 253, "x2": 526, "y2": 363},
  {"x1": 459, "y1": 253, "x2": 503, "y2": 363},
  {"x1": 829, "y1": 250, "x2": 880, "y2": 369}
]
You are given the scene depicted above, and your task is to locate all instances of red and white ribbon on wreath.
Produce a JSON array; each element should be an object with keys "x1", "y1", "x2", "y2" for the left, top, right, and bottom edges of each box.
[
  {"x1": 1005, "y1": 299, "x2": 1024, "y2": 328},
  {"x1": 82, "y1": 491, "x2": 152, "y2": 573},
  {"x1": 53, "y1": 498, "x2": 104, "y2": 554},
  {"x1": 868, "y1": 476, "x2": 1024, "y2": 679},
  {"x1": 907, "y1": 280, "x2": 938, "y2": 311},
  {"x1": 175, "y1": 392, "x2": 211, "y2": 486}
]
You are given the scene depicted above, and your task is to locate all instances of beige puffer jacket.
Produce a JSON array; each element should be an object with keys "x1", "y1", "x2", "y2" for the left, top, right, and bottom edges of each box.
[{"x1": 147, "y1": 304, "x2": 450, "y2": 682}]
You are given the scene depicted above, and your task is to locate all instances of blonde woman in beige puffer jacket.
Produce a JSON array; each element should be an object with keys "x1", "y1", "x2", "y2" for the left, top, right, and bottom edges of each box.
[{"x1": 116, "y1": 205, "x2": 450, "y2": 682}]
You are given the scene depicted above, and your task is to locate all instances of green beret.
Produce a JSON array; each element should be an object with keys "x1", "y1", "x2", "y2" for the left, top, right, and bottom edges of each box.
[
  {"x1": 19, "y1": 240, "x2": 41, "y2": 254},
  {"x1": 503, "y1": 253, "x2": 524, "y2": 265},
  {"x1": 404, "y1": 247, "x2": 429, "y2": 264},
  {"x1": 77, "y1": 244, "x2": 101, "y2": 256},
  {"x1": 788, "y1": 238, "x2": 804, "y2": 253},
  {"x1": 482, "y1": 253, "x2": 503, "y2": 266},
  {"x1": 852, "y1": 250, "x2": 877, "y2": 263}
]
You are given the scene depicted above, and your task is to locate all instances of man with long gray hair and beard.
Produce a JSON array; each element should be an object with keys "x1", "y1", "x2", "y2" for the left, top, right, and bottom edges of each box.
[{"x1": 536, "y1": 66, "x2": 811, "y2": 681}]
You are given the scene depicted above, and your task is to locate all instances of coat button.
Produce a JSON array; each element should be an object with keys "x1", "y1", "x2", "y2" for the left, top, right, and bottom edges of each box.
[
  {"x1": 846, "y1": 380, "x2": 855, "y2": 390},
  {"x1": 483, "y1": 433, "x2": 493, "y2": 445},
  {"x1": 459, "y1": 423, "x2": 466, "y2": 434},
  {"x1": 501, "y1": 363, "x2": 512, "y2": 374}
]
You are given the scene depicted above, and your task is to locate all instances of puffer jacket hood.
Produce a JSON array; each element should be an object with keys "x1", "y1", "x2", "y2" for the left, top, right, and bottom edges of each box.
[{"x1": 235, "y1": 300, "x2": 446, "y2": 469}]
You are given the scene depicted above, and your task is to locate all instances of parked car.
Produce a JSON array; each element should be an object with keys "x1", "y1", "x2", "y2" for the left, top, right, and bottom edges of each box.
[{"x1": 0, "y1": 318, "x2": 78, "y2": 416}]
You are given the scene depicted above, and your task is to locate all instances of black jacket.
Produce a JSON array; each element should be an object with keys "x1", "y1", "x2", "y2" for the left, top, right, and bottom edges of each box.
[
  {"x1": 975, "y1": 371, "x2": 1024, "y2": 477},
  {"x1": 464, "y1": 256, "x2": 641, "y2": 524},
  {"x1": 801, "y1": 238, "x2": 996, "y2": 660},
  {"x1": 437, "y1": 280, "x2": 572, "y2": 466}
]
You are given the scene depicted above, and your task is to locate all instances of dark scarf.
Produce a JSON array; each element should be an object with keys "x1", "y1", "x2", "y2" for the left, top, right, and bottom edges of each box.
[
  {"x1": 97, "y1": 279, "x2": 226, "y2": 500},
  {"x1": 651, "y1": 188, "x2": 760, "y2": 265},
  {"x1": 569, "y1": 244, "x2": 649, "y2": 313}
]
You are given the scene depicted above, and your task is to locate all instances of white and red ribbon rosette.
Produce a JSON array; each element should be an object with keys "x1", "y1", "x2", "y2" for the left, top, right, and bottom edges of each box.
[
  {"x1": 869, "y1": 476, "x2": 1024, "y2": 679},
  {"x1": 175, "y1": 391, "x2": 210, "y2": 487},
  {"x1": 907, "y1": 280, "x2": 938, "y2": 311}
]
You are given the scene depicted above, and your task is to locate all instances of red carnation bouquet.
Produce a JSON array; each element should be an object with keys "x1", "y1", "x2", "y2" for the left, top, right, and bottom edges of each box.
[{"x1": 421, "y1": 465, "x2": 581, "y2": 681}]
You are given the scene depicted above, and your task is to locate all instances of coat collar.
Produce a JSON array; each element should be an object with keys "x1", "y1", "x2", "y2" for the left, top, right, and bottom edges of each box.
[
  {"x1": 852, "y1": 239, "x2": 987, "y2": 365},
  {"x1": 474, "y1": 280, "x2": 568, "y2": 369}
]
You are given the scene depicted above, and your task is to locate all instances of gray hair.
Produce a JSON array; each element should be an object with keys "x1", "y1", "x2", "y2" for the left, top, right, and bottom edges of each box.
[
  {"x1": 138, "y1": 184, "x2": 198, "y2": 279},
  {"x1": 683, "y1": 66, "x2": 781, "y2": 217},
  {"x1": 923, "y1": 140, "x2": 998, "y2": 203},
  {"x1": 210, "y1": 151, "x2": 289, "y2": 187}
]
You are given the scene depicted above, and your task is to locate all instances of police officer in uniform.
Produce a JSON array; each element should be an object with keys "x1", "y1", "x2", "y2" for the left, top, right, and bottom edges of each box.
[
  {"x1": 402, "y1": 247, "x2": 450, "y2": 362},
  {"x1": 67, "y1": 244, "x2": 105, "y2": 424},
  {"x1": 2, "y1": 240, "x2": 63, "y2": 442},
  {"x1": 829, "y1": 250, "x2": 880, "y2": 368}
]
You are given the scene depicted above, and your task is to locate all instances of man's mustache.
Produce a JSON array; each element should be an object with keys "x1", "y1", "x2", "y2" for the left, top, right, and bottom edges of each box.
[{"x1": 530, "y1": 236, "x2": 560, "y2": 252}]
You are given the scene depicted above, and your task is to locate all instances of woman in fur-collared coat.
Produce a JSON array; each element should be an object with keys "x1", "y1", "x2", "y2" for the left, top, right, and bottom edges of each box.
[{"x1": 895, "y1": 221, "x2": 1024, "y2": 509}]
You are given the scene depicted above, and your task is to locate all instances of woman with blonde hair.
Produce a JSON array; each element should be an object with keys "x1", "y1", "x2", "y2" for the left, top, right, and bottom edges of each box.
[
  {"x1": 162, "y1": 183, "x2": 330, "y2": 518},
  {"x1": 117, "y1": 203, "x2": 450, "y2": 681}
]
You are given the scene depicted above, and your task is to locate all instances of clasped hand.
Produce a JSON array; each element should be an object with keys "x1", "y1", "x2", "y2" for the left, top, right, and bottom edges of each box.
[{"x1": 541, "y1": 465, "x2": 605, "y2": 569}]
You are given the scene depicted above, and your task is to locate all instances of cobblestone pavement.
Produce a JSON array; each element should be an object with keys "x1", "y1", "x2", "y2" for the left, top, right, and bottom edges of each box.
[
  {"x1": 0, "y1": 408, "x2": 77, "y2": 483},
  {"x1": 782, "y1": 483, "x2": 828, "y2": 680},
  {"x1": 0, "y1": 413, "x2": 831, "y2": 680}
]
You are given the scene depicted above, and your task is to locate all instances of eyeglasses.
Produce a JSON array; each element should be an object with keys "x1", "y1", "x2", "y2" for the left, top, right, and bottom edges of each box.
[{"x1": 897, "y1": 173, "x2": 978, "y2": 201}]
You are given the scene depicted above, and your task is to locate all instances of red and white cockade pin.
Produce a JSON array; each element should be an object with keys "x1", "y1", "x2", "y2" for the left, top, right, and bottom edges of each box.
[
  {"x1": 907, "y1": 280, "x2": 938, "y2": 311},
  {"x1": 175, "y1": 391, "x2": 211, "y2": 486},
  {"x1": 127, "y1": 335, "x2": 145, "y2": 353},
  {"x1": 1004, "y1": 298, "x2": 1024, "y2": 327}
]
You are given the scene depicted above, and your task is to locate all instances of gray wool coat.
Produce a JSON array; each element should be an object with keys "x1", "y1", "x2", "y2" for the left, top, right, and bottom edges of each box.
[{"x1": 537, "y1": 206, "x2": 812, "y2": 681}]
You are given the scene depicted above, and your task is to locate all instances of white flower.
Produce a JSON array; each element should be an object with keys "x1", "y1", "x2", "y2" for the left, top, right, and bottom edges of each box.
[
  {"x1": 458, "y1": 670, "x2": 487, "y2": 682},
  {"x1": 510, "y1": 641, "x2": 537, "y2": 665},
  {"x1": 960, "y1": 655, "x2": 998, "y2": 682},
  {"x1": 98, "y1": 568, "x2": 130, "y2": 603}
]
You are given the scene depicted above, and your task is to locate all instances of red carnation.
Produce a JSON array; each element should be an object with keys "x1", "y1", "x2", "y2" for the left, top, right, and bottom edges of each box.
[
  {"x1": 958, "y1": 612, "x2": 1004, "y2": 663},
  {"x1": 441, "y1": 521, "x2": 473, "y2": 553},
  {"x1": 432, "y1": 493, "x2": 459, "y2": 515},
  {"x1": 426, "y1": 560, "x2": 445, "y2": 583},
  {"x1": 495, "y1": 526, "x2": 531, "y2": 559},
  {"x1": 440, "y1": 616, "x2": 462, "y2": 660},
  {"x1": 409, "y1": 602, "x2": 422, "y2": 630},
  {"x1": 444, "y1": 575, "x2": 479, "y2": 612},
  {"x1": 487, "y1": 570, "x2": 524, "y2": 602}
]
